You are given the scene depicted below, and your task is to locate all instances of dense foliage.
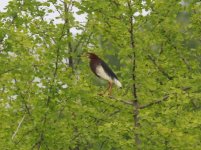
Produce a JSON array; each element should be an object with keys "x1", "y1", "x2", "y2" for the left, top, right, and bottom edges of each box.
[{"x1": 0, "y1": 0, "x2": 200, "y2": 149}]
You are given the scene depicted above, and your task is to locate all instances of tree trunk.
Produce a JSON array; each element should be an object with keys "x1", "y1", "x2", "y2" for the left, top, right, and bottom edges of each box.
[{"x1": 127, "y1": 0, "x2": 141, "y2": 149}]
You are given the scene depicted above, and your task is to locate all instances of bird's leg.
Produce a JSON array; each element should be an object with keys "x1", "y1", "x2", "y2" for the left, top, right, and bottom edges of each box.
[
  {"x1": 104, "y1": 82, "x2": 111, "y2": 94},
  {"x1": 105, "y1": 83, "x2": 110, "y2": 93},
  {"x1": 108, "y1": 82, "x2": 113, "y2": 96},
  {"x1": 98, "y1": 82, "x2": 112, "y2": 96}
]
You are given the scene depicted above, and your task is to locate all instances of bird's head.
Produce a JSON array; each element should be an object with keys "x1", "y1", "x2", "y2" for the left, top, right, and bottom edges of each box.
[{"x1": 86, "y1": 52, "x2": 99, "y2": 60}]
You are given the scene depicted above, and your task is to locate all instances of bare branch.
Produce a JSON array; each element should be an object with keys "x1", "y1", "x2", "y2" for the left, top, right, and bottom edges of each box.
[
  {"x1": 127, "y1": 0, "x2": 141, "y2": 147},
  {"x1": 12, "y1": 115, "x2": 26, "y2": 140}
]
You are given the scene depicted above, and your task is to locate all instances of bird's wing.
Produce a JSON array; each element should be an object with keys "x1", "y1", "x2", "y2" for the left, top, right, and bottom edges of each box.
[{"x1": 100, "y1": 60, "x2": 118, "y2": 79}]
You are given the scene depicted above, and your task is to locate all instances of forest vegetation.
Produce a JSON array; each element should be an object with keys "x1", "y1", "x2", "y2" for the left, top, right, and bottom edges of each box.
[{"x1": 0, "y1": 0, "x2": 201, "y2": 149}]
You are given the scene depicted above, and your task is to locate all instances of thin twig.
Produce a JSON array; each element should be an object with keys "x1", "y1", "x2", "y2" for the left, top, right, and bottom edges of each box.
[{"x1": 12, "y1": 115, "x2": 26, "y2": 140}]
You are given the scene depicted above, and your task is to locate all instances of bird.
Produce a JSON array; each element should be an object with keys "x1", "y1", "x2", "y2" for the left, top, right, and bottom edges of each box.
[{"x1": 86, "y1": 52, "x2": 122, "y2": 95}]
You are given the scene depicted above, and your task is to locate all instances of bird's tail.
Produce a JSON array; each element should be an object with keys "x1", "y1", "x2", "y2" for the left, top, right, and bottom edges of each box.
[{"x1": 114, "y1": 78, "x2": 122, "y2": 88}]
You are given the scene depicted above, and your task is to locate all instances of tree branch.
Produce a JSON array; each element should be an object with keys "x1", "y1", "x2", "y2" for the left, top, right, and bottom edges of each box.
[
  {"x1": 13, "y1": 78, "x2": 31, "y2": 115},
  {"x1": 63, "y1": 1, "x2": 74, "y2": 71},
  {"x1": 109, "y1": 96, "x2": 133, "y2": 105},
  {"x1": 0, "y1": 68, "x2": 18, "y2": 77},
  {"x1": 173, "y1": 46, "x2": 192, "y2": 71},
  {"x1": 139, "y1": 87, "x2": 191, "y2": 109},
  {"x1": 147, "y1": 54, "x2": 173, "y2": 80},
  {"x1": 139, "y1": 95, "x2": 169, "y2": 109}
]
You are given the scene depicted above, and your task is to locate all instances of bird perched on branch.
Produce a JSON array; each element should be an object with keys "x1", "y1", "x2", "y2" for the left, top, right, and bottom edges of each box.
[{"x1": 86, "y1": 52, "x2": 122, "y2": 95}]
